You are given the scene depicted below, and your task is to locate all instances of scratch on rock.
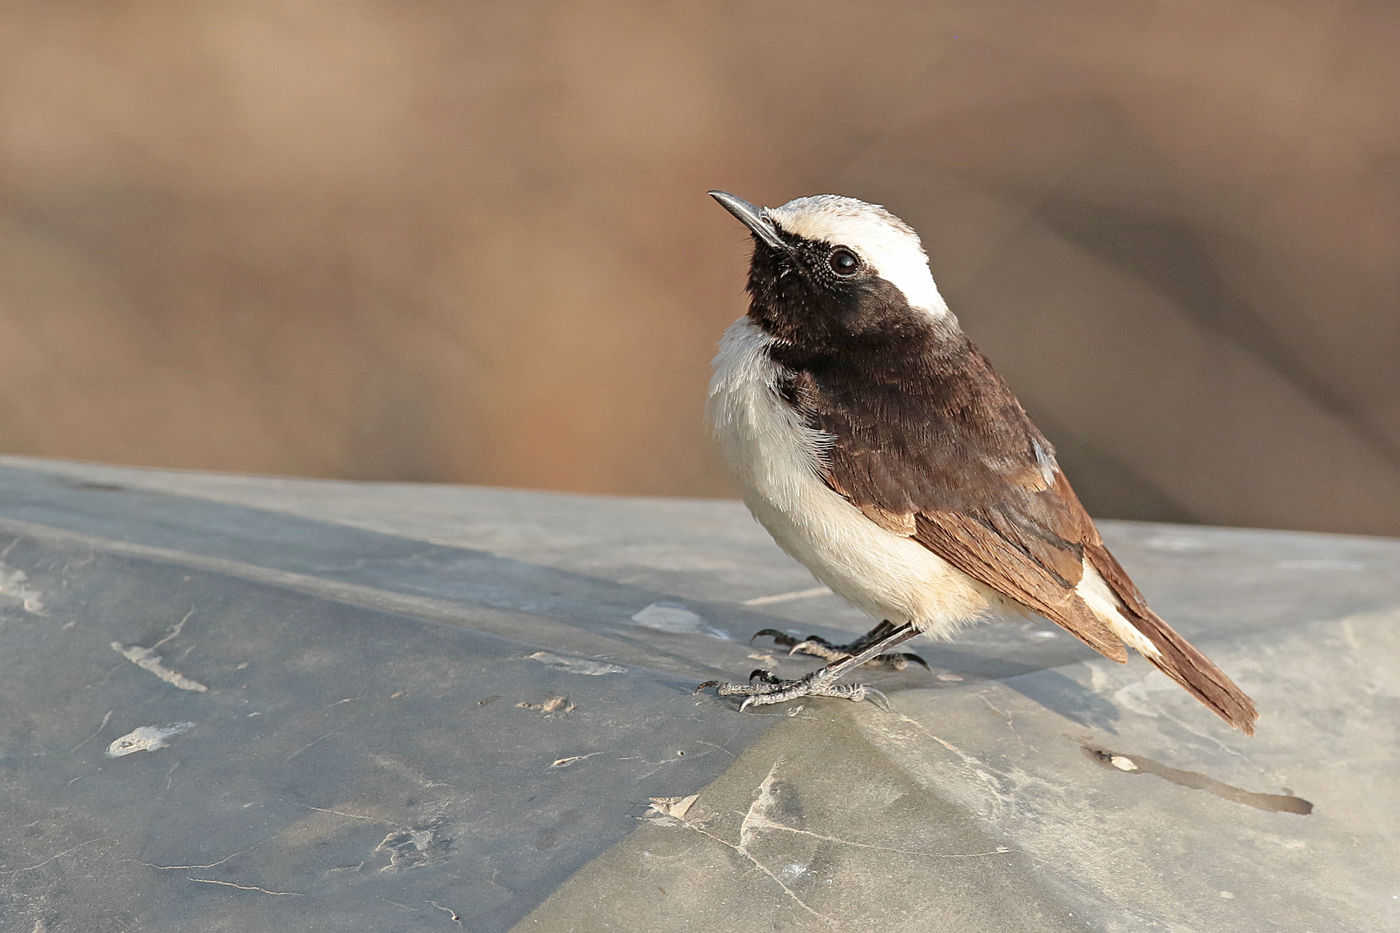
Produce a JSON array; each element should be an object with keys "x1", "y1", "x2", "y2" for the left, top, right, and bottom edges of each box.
[
  {"x1": 728, "y1": 765, "x2": 1015, "y2": 861},
  {"x1": 689, "y1": 822, "x2": 831, "y2": 922},
  {"x1": 185, "y1": 876, "x2": 303, "y2": 896},
  {"x1": 69, "y1": 710, "x2": 113, "y2": 753},
  {"x1": 139, "y1": 838, "x2": 270, "y2": 871},
  {"x1": 153, "y1": 609, "x2": 194, "y2": 649},
  {"x1": 366, "y1": 752, "x2": 457, "y2": 790},
  {"x1": 738, "y1": 764, "x2": 780, "y2": 849},
  {"x1": 656, "y1": 764, "x2": 833, "y2": 923},
  {"x1": 1, "y1": 837, "x2": 101, "y2": 875},
  {"x1": 111, "y1": 611, "x2": 207, "y2": 692},
  {"x1": 890, "y1": 712, "x2": 1010, "y2": 821},
  {"x1": 295, "y1": 803, "x2": 394, "y2": 825},
  {"x1": 550, "y1": 752, "x2": 600, "y2": 769},
  {"x1": 693, "y1": 739, "x2": 738, "y2": 759},
  {"x1": 755, "y1": 820, "x2": 1012, "y2": 860},
  {"x1": 430, "y1": 900, "x2": 464, "y2": 924},
  {"x1": 1156, "y1": 707, "x2": 1251, "y2": 765},
  {"x1": 284, "y1": 730, "x2": 337, "y2": 764},
  {"x1": 741, "y1": 586, "x2": 831, "y2": 607},
  {"x1": 976, "y1": 694, "x2": 1023, "y2": 748}
]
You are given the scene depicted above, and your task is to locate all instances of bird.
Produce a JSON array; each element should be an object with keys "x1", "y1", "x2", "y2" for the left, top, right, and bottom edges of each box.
[{"x1": 697, "y1": 190, "x2": 1258, "y2": 734}]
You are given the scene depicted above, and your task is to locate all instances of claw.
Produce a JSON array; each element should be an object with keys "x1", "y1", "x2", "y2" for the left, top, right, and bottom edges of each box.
[
  {"x1": 698, "y1": 621, "x2": 918, "y2": 712},
  {"x1": 753, "y1": 627, "x2": 928, "y2": 673},
  {"x1": 749, "y1": 628, "x2": 791, "y2": 645},
  {"x1": 877, "y1": 651, "x2": 930, "y2": 672},
  {"x1": 860, "y1": 687, "x2": 890, "y2": 711}
]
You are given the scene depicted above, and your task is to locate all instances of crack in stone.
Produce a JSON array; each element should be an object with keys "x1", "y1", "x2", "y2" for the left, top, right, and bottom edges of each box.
[
  {"x1": 111, "y1": 611, "x2": 207, "y2": 692},
  {"x1": 184, "y1": 876, "x2": 303, "y2": 897},
  {"x1": 139, "y1": 839, "x2": 269, "y2": 872},
  {"x1": 68, "y1": 710, "x2": 113, "y2": 754},
  {"x1": 755, "y1": 819, "x2": 1013, "y2": 860},
  {"x1": 1, "y1": 838, "x2": 101, "y2": 875},
  {"x1": 665, "y1": 764, "x2": 834, "y2": 924},
  {"x1": 284, "y1": 730, "x2": 338, "y2": 764},
  {"x1": 294, "y1": 803, "x2": 395, "y2": 826},
  {"x1": 429, "y1": 900, "x2": 464, "y2": 924},
  {"x1": 891, "y1": 711, "x2": 1010, "y2": 821}
]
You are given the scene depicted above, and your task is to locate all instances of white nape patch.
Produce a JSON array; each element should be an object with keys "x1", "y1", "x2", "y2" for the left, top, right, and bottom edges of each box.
[
  {"x1": 707, "y1": 318, "x2": 1006, "y2": 636},
  {"x1": 1074, "y1": 560, "x2": 1162, "y2": 659},
  {"x1": 765, "y1": 195, "x2": 949, "y2": 316}
]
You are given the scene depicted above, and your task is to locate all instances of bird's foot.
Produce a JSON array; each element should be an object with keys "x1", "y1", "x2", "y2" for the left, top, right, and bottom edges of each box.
[
  {"x1": 695, "y1": 668, "x2": 888, "y2": 711},
  {"x1": 751, "y1": 628, "x2": 929, "y2": 672}
]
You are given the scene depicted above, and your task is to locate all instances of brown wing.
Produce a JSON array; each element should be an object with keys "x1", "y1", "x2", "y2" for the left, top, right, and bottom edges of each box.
[
  {"x1": 794, "y1": 338, "x2": 1131, "y2": 660},
  {"x1": 829, "y1": 441, "x2": 1127, "y2": 661},
  {"x1": 788, "y1": 334, "x2": 1257, "y2": 732}
]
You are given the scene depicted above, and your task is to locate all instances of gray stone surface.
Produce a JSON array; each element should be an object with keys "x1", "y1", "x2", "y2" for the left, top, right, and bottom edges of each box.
[{"x1": 0, "y1": 456, "x2": 1396, "y2": 932}]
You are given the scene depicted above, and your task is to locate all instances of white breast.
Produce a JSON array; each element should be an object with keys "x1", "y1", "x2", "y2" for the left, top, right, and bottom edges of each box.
[{"x1": 706, "y1": 317, "x2": 1008, "y2": 637}]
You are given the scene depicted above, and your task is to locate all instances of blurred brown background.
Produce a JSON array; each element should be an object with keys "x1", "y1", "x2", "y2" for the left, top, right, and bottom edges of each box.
[{"x1": 1, "y1": 2, "x2": 1397, "y2": 535}]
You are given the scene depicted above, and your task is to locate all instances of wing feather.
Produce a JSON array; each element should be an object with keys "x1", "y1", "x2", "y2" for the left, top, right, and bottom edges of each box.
[{"x1": 783, "y1": 332, "x2": 1257, "y2": 731}]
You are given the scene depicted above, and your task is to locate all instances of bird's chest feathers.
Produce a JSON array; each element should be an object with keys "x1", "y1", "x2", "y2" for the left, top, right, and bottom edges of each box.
[
  {"x1": 705, "y1": 317, "x2": 997, "y2": 628},
  {"x1": 706, "y1": 318, "x2": 832, "y2": 521}
]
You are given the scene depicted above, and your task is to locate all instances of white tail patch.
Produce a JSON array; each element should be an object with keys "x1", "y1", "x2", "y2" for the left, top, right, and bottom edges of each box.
[{"x1": 1075, "y1": 560, "x2": 1162, "y2": 659}]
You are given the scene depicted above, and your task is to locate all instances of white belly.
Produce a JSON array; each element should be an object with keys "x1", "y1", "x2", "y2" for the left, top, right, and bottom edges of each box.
[{"x1": 706, "y1": 318, "x2": 1006, "y2": 637}]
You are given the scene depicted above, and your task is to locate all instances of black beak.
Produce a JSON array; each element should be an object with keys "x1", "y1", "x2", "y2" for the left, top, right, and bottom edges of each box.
[{"x1": 709, "y1": 190, "x2": 789, "y2": 252}]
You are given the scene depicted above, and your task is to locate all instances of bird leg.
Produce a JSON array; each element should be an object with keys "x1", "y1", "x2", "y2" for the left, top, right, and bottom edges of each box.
[
  {"x1": 751, "y1": 619, "x2": 929, "y2": 671},
  {"x1": 697, "y1": 621, "x2": 920, "y2": 710}
]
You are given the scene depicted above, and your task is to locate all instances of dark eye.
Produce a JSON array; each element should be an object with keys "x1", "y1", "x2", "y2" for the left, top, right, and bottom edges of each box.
[{"x1": 828, "y1": 247, "x2": 860, "y2": 276}]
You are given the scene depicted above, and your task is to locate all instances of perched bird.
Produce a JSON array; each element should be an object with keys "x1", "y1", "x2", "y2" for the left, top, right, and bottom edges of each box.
[{"x1": 698, "y1": 190, "x2": 1258, "y2": 734}]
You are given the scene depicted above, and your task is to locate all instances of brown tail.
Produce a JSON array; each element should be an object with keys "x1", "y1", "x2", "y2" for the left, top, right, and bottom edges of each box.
[
  {"x1": 1086, "y1": 543, "x2": 1259, "y2": 734},
  {"x1": 1125, "y1": 605, "x2": 1259, "y2": 734}
]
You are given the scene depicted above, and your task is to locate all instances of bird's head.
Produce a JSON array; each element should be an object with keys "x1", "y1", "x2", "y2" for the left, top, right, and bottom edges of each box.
[{"x1": 709, "y1": 191, "x2": 954, "y2": 348}]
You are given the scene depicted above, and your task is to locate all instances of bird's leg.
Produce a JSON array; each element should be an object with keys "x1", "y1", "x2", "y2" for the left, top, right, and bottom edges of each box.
[
  {"x1": 697, "y1": 622, "x2": 920, "y2": 710},
  {"x1": 751, "y1": 619, "x2": 929, "y2": 671}
]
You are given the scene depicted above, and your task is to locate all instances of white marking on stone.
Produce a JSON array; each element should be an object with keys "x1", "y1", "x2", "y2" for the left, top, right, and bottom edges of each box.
[
  {"x1": 631, "y1": 602, "x2": 708, "y2": 634},
  {"x1": 106, "y1": 722, "x2": 195, "y2": 757},
  {"x1": 111, "y1": 642, "x2": 209, "y2": 692},
  {"x1": 0, "y1": 560, "x2": 45, "y2": 614},
  {"x1": 527, "y1": 651, "x2": 626, "y2": 676},
  {"x1": 741, "y1": 586, "x2": 831, "y2": 606}
]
